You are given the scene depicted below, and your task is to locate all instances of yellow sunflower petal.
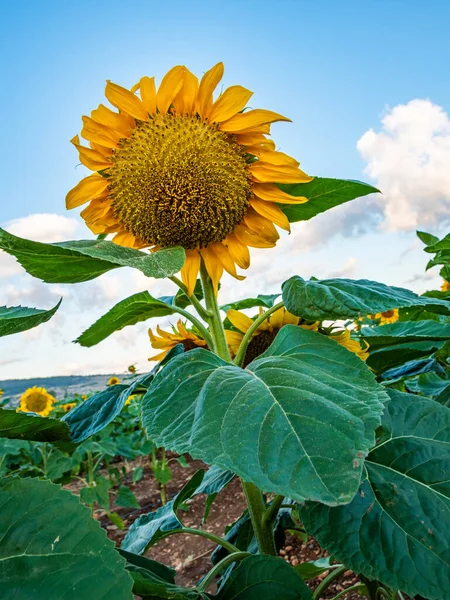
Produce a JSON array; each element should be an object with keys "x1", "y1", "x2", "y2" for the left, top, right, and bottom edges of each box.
[
  {"x1": 140, "y1": 76, "x2": 157, "y2": 114},
  {"x1": 209, "y1": 85, "x2": 253, "y2": 123},
  {"x1": 105, "y1": 80, "x2": 148, "y2": 121},
  {"x1": 149, "y1": 349, "x2": 171, "y2": 361},
  {"x1": 234, "y1": 224, "x2": 277, "y2": 248},
  {"x1": 81, "y1": 116, "x2": 121, "y2": 147},
  {"x1": 112, "y1": 229, "x2": 141, "y2": 247},
  {"x1": 243, "y1": 209, "x2": 280, "y2": 243},
  {"x1": 181, "y1": 250, "x2": 201, "y2": 297},
  {"x1": 195, "y1": 62, "x2": 224, "y2": 118},
  {"x1": 225, "y1": 329, "x2": 244, "y2": 346},
  {"x1": 172, "y1": 68, "x2": 199, "y2": 114},
  {"x1": 70, "y1": 135, "x2": 112, "y2": 171},
  {"x1": 224, "y1": 234, "x2": 250, "y2": 269},
  {"x1": 283, "y1": 310, "x2": 300, "y2": 326},
  {"x1": 220, "y1": 109, "x2": 291, "y2": 133},
  {"x1": 235, "y1": 133, "x2": 275, "y2": 148},
  {"x1": 200, "y1": 246, "x2": 223, "y2": 294},
  {"x1": 250, "y1": 162, "x2": 312, "y2": 184},
  {"x1": 250, "y1": 198, "x2": 290, "y2": 232},
  {"x1": 90, "y1": 104, "x2": 134, "y2": 137},
  {"x1": 210, "y1": 243, "x2": 245, "y2": 280},
  {"x1": 66, "y1": 174, "x2": 109, "y2": 209},
  {"x1": 80, "y1": 198, "x2": 114, "y2": 224},
  {"x1": 252, "y1": 182, "x2": 308, "y2": 204},
  {"x1": 269, "y1": 307, "x2": 285, "y2": 329},
  {"x1": 227, "y1": 309, "x2": 254, "y2": 334},
  {"x1": 157, "y1": 65, "x2": 186, "y2": 114},
  {"x1": 248, "y1": 149, "x2": 300, "y2": 167}
]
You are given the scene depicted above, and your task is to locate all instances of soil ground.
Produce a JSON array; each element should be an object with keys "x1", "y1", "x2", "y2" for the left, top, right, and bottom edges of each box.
[{"x1": 67, "y1": 453, "x2": 371, "y2": 599}]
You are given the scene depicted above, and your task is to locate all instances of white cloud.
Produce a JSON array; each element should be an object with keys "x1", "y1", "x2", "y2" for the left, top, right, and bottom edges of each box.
[
  {"x1": 0, "y1": 213, "x2": 80, "y2": 278},
  {"x1": 358, "y1": 99, "x2": 450, "y2": 232}
]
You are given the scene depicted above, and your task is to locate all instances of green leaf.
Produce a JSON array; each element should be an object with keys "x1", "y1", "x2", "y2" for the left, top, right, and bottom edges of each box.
[
  {"x1": 0, "y1": 227, "x2": 185, "y2": 284},
  {"x1": 424, "y1": 233, "x2": 450, "y2": 253},
  {"x1": 361, "y1": 320, "x2": 450, "y2": 347},
  {"x1": 107, "y1": 512, "x2": 126, "y2": 530},
  {"x1": 381, "y1": 357, "x2": 446, "y2": 382},
  {"x1": 279, "y1": 178, "x2": 380, "y2": 223},
  {"x1": 122, "y1": 470, "x2": 205, "y2": 554},
  {"x1": 221, "y1": 294, "x2": 280, "y2": 313},
  {"x1": 196, "y1": 465, "x2": 235, "y2": 521},
  {"x1": 63, "y1": 370, "x2": 157, "y2": 442},
  {"x1": 367, "y1": 340, "x2": 446, "y2": 373},
  {"x1": 0, "y1": 477, "x2": 133, "y2": 599},
  {"x1": 215, "y1": 555, "x2": 313, "y2": 599},
  {"x1": 141, "y1": 326, "x2": 386, "y2": 506},
  {"x1": 294, "y1": 557, "x2": 342, "y2": 580},
  {"x1": 417, "y1": 230, "x2": 440, "y2": 245},
  {"x1": 0, "y1": 408, "x2": 71, "y2": 443},
  {"x1": 301, "y1": 390, "x2": 450, "y2": 600},
  {"x1": 45, "y1": 449, "x2": 74, "y2": 481},
  {"x1": 116, "y1": 485, "x2": 140, "y2": 509},
  {"x1": 0, "y1": 300, "x2": 61, "y2": 338},
  {"x1": 405, "y1": 372, "x2": 450, "y2": 399},
  {"x1": 76, "y1": 291, "x2": 176, "y2": 347},
  {"x1": 282, "y1": 276, "x2": 450, "y2": 320},
  {"x1": 80, "y1": 476, "x2": 111, "y2": 509},
  {"x1": 133, "y1": 466, "x2": 144, "y2": 483}
]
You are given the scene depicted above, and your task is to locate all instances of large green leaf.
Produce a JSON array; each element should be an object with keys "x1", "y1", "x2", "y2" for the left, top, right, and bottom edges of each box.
[
  {"x1": 0, "y1": 477, "x2": 133, "y2": 599},
  {"x1": 0, "y1": 408, "x2": 71, "y2": 443},
  {"x1": 282, "y1": 276, "x2": 450, "y2": 320},
  {"x1": 215, "y1": 555, "x2": 313, "y2": 599},
  {"x1": 405, "y1": 372, "x2": 450, "y2": 399},
  {"x1": 76, "y1": 291, "x2": 175, "y2": 347},
  {"x1": 279, "y1": 178, "x2": 380, "y2": 223},
  {"x1": 220, "y1": 294, "x2": 280, "y2": 313},
  {"x1": 0, "y1": 300, "x2": 61, "y2": 337},
  {"x1": 141, "y1": 326, "x2": 386, "y2": 505},
  {"x1": 360, "y1": 320, "x2": 450, "y2": 347},
  {"x1": 367, "y1": 341, "x2": 446, "y2": 373},
  {"x1": 63, "y1": 348, "x2": 183, "y2": 442},
  {"x1": 122, "y1": 470, "x2": 205, "y2": 554},
  {"x1": 301, "y1": 390, "x2": 450, "y2": 600},
  {"x1": 0, "y1": 227, "x2": 185, "y2": 283}
]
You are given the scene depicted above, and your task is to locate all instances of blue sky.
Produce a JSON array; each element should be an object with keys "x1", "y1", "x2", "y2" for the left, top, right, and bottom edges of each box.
[{"x1": 1, "y1": 0, "x2": 449, "y2": 379}]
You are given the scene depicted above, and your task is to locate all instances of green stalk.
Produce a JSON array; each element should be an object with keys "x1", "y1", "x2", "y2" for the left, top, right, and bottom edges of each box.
[
  {"x1": 233, "y1": 301, "x2": 285, "y2": 367},
  {"x1": 169, "y1": 275, "x2": 211, "y2": 320},
  {"x1": 241, "y1": 481, "x2": 277, "y2": 555},
  {"x1": 330, "y1": 584, "x2": 368, "y2": 600},
  {"x1": 313, "y1": 566, "x2": 348, "y2": 600},
  {"x1": 199, "y1": 262, "x2": 231, "y2": 361},
  {"x1": 153, "y1": 527, "x2": 239, "y2": 554},
  {"x1": 263, "y1": 495, "x2": 285, "y2": 527},
  {"x1": 170, "y1": 304, "x2": 215, "y2": 350},
  {"x1": 197, "y1": 551, "x2": 250, "y2": 592}
]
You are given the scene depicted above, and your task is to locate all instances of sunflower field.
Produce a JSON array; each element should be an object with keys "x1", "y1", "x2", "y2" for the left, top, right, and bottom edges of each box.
[{"x1": 0, "y1": 63, "x2": 449, "y2": 600}]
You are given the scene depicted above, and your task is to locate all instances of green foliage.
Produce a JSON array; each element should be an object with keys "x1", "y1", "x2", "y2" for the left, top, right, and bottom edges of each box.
[
  {"x1": 215, "y1": 555, "x2": 313, "y2": 599},
  {"x1": 0, "y1": 227, "x2": 185, "y2": 284},
  {"x1": 282, "y1": 276, "x2": 450, "y2": 320},
  {"x1": 0, "y1": 477, "x2": 133, "y2": 600},
  {"x1": 0, "y1": 301, "x2": 61, "y2": 337},
  {"x1": 0, "y1": 407, "x2": 71, "y2": 443},
  {"x1": 301, "y1": 390, "x2": 450, "y2": 600},
  {"x1": 76, "y1": 291, "x2": 176, "y2": 347},
  {"x1": 142, "y1": 327, "x2": 386, "y2": 505},
  {"x1": 220, "y1": 293, "x2": 280, "y2": 313},
  {"x1": 279, "y1": 178, "x2": 380, "y2": 223}
]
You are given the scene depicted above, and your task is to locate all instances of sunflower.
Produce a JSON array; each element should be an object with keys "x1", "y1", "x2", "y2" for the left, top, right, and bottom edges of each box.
[
  {"x1": 125, "y1": 393, "x2": 140, "y2": 406},
  {"x1": 61, "y1": 402, "x2": 76, "y2": 412},
  {"x1": 327, "y1": 330, "x2": 369, "y2": 362},
  {"x1": 66, "y1": 63, "x2": 312, "y2": 295},
  {"x1": 442, "y1": 279, "x2": 450, "y2": 292},
  {"x1": 17, "y1": 387, "x2": 56, "y2": 417},
  {"x1": 108, "y1": 376, "x2": 121, "y2": 386},
  {"x1": 225, "y1": 307, "x2": 319, "y2": 366},
  {"x1": 128, "y1": 364, "x2": 137, "y2": 374},
  {"x1": 148, "y1": 320, "x2": 207, "y2": 361},
  {"x1": 370, "y1": 309, "x2": 399, "y2": 325}
]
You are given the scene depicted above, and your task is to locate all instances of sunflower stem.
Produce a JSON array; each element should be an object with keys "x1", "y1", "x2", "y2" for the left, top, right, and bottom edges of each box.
[
  {"x1": 197, "y1": 551, "x2": 251, "y2": 592},
  {"x1": 233, "y1": 301, "x2": 285, "y2": 367},
  {"x1": 241, "y1": 480, "x2": 277, "y2": 555},
  {"x1": 200, "y1": 263, "x2": 231, "y2": 361},
  {"x1": 169, "y1": 275, "x2": 211, "y2": 320}
]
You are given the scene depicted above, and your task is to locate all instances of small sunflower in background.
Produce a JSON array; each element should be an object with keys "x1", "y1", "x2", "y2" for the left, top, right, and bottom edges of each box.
[
  {"x1": 61, "y1": 402, "x2": 76, "y2": 412},
  {"x1": 107, "y1": 376, "x2": 121, "y2": 386},
  {"x1": 81, "y1": 394, "x2": 88, "y2": 401},
  {"x1": 17, "y1": 387, "x2": 56, "y2": 417},
  {"x1": 370, "y1": 309, "x2": 399, "y2": 325},
  {"x1": 327, "y1": 329, "x2": 369, "y2": 362},
  {"x1": 225, "y1": 307, "x2": 319, "y2": 367},
  {"x1": 0, "y1": 388, "x2": 4, "y2": 399},
  {"x1": 128, "y1": 364, "x2": 137, "y2": 374},
  {"x1": 66, "y1": 62, "x2": 312, "y2": 295},
  {"x1": 148, "y1": 320, "x2": 207, "y2": 361},
  {"x1": 442, "y1": 279, "x2": 450, "y2": 292}
]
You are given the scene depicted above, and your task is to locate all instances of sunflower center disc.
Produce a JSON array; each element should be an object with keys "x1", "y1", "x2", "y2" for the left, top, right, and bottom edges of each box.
[
  {"x1": 109, "y1": 114, "x2": 252, "y2": 249},
  {"x1": 243, "y1": 329, "x2": 279, "y2": 367},
  {"x1": 27, "y1": 393, "x2": 48, "y2": 412}
]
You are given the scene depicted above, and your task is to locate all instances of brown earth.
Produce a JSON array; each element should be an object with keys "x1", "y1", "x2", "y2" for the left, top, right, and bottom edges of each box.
[{"x1": 67, "y1": 454, "x2": 374, "y2": 599}]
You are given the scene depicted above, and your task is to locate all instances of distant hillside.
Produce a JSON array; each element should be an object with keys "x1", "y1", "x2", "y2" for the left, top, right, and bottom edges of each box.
[{"x1": 0, "y1": 373, "x2": 124, "y2": 403}]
